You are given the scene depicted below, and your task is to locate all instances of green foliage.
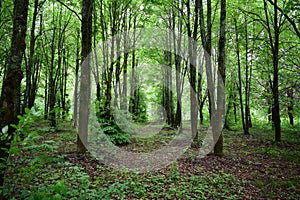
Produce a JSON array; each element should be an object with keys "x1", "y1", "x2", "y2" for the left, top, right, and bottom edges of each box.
[
  {"x1": 170, "y1": 161, "x2": 180, "y2": 180},
  {"x1": 8, "y1": 108, "x2": 42, "y2": 155},
  {"x1": 106, "y1": 132, "x2": 131, "y2": 146},
  {"x1": 129, "y1": 88, "x2": 149, "y2": 122},
  {"x1": 96, "y1": 107, "x2": 131, "y2": 146}
]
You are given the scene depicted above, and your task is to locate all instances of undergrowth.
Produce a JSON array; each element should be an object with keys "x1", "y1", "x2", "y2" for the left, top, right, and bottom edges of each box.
[{"x1": 2, "y1": 117, "x2": 300, "y2": 199}]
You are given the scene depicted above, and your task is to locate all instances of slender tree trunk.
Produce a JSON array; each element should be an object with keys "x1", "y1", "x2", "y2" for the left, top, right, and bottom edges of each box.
[
  {"x1": 49, "y1": 25, "x2": 57, "y2": 127},
  {"x1": 264, "y1": 0, "x2": 281, "y2": 141},
  {"x1": 199, "y1": 0, "x2": 214, "y2": 121},
  {"x1": 73, "y1": 57, "x2": 80, "y2": 127},
  {"x1": 224, "y1": 87, "x2": 234, "y2": 130},
  {"x1": 48, "y1": 7, "x2": 58, "y2": 127},
  {"x1": 22, "y1": 0, "x2": 39, "y2": 113},
  {"x1": 129, "y1": 16, "x2": 137, "y2": 116},
  {"x1": 121, "y1": 52, "x2": 129, "y2": 110},
  {"x1": 272, "y1": 0, "x2": 281, "y2": 142},
  {"x1": 233, "y1": 92, "x2": 237, "y2": 123},
  {"x1": 234, "y1": 18, "x2": 247, "y2": 134},
  {"x1": 244, "y1": 16, "x2": 250, "y2": 134},
  {"x1": 0, "y1": 0, "x2": 29, "y2": 189},
  {"x1": 287, "y1": 88, "x2": 294, "y2": 126},
  {"x1": 73, "y1": 30, "x2": 81, "y2": 128},
  {"x1": 173, "y1": 0, "x2": 184, "y2": 128},
  {"x1": 44, "y1": 69, "x2": 48, "y2": 120},
  {"x1": 114, "y1": 35, "x2": 121, "y2": 108}
]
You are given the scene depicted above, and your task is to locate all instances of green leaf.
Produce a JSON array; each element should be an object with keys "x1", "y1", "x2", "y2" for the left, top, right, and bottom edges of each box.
[
  {"x1": 10, "y1": 124, "x2": 17, "y2": 129},
  {"x1": 1, "y1": 125, "x2": 8, "y2": 134},
  {"x1": 24, "y1": 107, "x2": 31, "y2": 114}
]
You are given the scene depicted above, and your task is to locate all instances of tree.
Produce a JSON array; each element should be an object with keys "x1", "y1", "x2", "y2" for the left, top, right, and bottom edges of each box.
[
  {"x1": 263, "y1": 0, "x2": 281, "y2": 142},
  {"x1": 185, "y1": 0, "x2": 199, "y2": 147},
  {"x1": 0, "y1": 0, "x2": 29, "y2": 188},
  {"x1": 234, "y1": 17, "x2": 247, "y2": 134},
  {"x1": 77, "y1": 0, "x2": 93, "y2": 154},
  {"x1": 22, "y1": 0, "x2": 42, "y2": 113},
  {"x1": 214, "y1": 0, "x2": 226, "y2": 156}
]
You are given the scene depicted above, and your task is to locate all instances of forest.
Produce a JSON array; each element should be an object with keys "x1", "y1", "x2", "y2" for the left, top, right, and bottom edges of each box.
[{"x1": 0, "y1": 0, "x2": 299, "y2": 199}]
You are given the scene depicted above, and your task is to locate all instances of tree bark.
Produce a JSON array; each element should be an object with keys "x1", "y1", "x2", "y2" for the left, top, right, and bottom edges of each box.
[
  {"x1": 214, "y1": 0, "x2": 226, "y2": 157},
  {"x1": 0, "y1": 0, "x2": 29, "y2": 189},
  {"x1": 77, "y1": 0, "x2": 93, "y2": 154}
]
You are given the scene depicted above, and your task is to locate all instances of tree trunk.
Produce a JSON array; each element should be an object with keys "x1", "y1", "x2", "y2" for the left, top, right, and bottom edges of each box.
[
  {"x1": 77, "y1": 0, "x2": 93, "y2": 154},
  {"x1": 173, "y1": 0, "x2": 184, "y2": 128},
  {"x1": 234, "y1": 18, "x2": 247, "y2": 134},
  {"x1": 272, "y1": 0, "x2": 281, "y2": 142},
  {"x1": 214, "y1": 0, "x2": 226, "y2": 157},
  {"x1": 22, "y1": 0, "x2": 39, "y2": 113},
  {"x1": 129, "y1": 16, "x2": 137, "y2": 117},
  {"x1": 186, "y1": 0, "x2": 199, "y2": 147},
  {"x1": 287, "y1": 89, "x2": 294, "y2": 126},
  {"x1": 0, "y1": 0, "x2": 29, "y2": 189},
  {"x1": 199, "y1": 0, "x2": 214, "y2": 122},
  {"x1": 244, "y1": 16, "x2": 251, "y2": 134},
  {"x1": 121, "y1": 13, "x2": 130, "y2": 110},
  {"x1": 264, "y1": 0, "x2": 281, "y2": 142}
]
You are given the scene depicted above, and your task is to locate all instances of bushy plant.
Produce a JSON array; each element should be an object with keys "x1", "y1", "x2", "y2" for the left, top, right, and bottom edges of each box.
[
  {"x1": 1, "y1": 107, "x2": 42, "y2": 156},
  {"x1": 96, "y1": 101, "x2": 131, "y2": 146}
]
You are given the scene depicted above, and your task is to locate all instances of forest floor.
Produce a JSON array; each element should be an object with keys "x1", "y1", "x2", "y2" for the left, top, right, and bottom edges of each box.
[{"x1": 2, "y1": 120, "x2": 300, "y2": 199}]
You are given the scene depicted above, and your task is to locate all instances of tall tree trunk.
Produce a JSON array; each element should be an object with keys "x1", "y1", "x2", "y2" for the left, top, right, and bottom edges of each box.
[
  {"x1": 199, "y1": 0, "x2": 214, "y2": 122},
  {"x1": 272, "y1": 0, "x2": 281, "y2": 142},
  {"x1": 129, "y1": 16, "x2": 137, "y2": 116},
  {"x1": 22, "y1": 0, "x2": 39, "y2": 113},
  {"x1": 0, "y1": 0, "x2": 29, "y2": 189},
  {"x1": 214, "y1": 0, "x2": 226, "y2": 157},
  {"x1": 264, "y1": 0, "x2": 281, "y2": 142},
  {"x1": 114, "y1": 34, "x2": 121, "y2": 108},
  {"x1": 244, "y1": 16, "x2": 251, "y2": 134},
  {"x1": 234, "y1": 18, "x2": 247, "y2": 134},
  {"x1": 186, "y1": 0, "x2": 199, "y2": 147},
  {"x1": 172, "y1": 0, "x2": 184, "y2": 128},
  {"x1": 73, "y1": 57, "x2": 80, "y2": 127},
  {"x1": 77, "y1": 0, "x2": 93, "y2": 154},
  {"x1": 49, "y1": 24, "x2": 57, "y2": 127}
]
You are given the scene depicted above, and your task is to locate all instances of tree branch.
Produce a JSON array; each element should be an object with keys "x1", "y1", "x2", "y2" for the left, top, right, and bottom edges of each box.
[
  {"x1": 56, "y1": 0, "x2": 82, "y2": 22},
  {"x1": 266, "y1": 0, "x2": 300, "y2": 39}
]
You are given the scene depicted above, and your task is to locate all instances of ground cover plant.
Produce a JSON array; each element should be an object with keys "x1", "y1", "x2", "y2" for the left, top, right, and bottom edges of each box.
[{"x1": 2, "y1": 119, "x2": 299, "y2": 199}]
